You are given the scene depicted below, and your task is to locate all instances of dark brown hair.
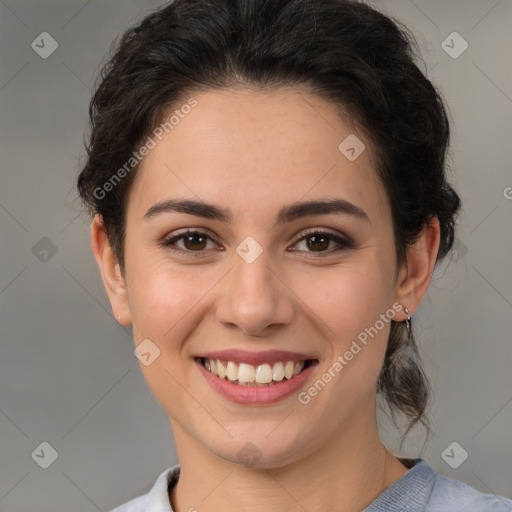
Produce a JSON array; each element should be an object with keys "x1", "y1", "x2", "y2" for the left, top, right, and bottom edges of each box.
[{"x1": 76, "y1": 0, "x2": 461, "y2": 440}]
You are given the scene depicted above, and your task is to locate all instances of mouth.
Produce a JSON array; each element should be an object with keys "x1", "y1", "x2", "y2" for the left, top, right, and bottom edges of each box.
[
  {"x1": 194, "y1": 349, "x2": 319, "y2": 405},
  {"x1": 197, "y1": 357, "x2": 316, "y2": 387}
]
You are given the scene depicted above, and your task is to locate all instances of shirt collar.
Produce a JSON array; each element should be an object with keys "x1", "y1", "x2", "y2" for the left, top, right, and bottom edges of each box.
[
  {"x1": 143, "y1": 464, "x2": 180, "y2": 511},
  {"x1": 143, "y1": 458, "x2": 436, "y2": 512},
  {"x1": 363, "y1": 458, "x2": 437, "y2": 511}
]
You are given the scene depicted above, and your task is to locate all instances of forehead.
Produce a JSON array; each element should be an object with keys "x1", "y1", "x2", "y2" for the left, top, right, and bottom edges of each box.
[{"x1": 127, "y1": 87, "x2": 389, "y2": 227}]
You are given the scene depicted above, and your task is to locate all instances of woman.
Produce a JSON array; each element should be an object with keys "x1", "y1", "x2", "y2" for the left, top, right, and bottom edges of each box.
[{"x1": 76, "y1": 0, "x2": 511, "y2": 510}]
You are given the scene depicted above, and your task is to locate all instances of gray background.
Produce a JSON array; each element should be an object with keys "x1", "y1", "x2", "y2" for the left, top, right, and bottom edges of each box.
[{"x1": 1, "y1": 0, "x2": 511, "y2": 510}]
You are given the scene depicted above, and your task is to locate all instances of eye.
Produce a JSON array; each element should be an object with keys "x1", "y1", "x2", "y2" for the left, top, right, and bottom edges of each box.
[
  {"x1": 290, "y1": 230, "x2": 354, "y2": 256},
  {"x1": 160, "y1": 228, "x2": 354, "y2": 258},
  {"x1": 160, "y1": 230, "x2": 220, "y2": 257}
]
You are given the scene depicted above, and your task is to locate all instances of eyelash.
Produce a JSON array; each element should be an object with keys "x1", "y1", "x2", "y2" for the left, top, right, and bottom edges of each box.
[{"x1": 160, "y1": 229, "x2": 354, "y2": 258}]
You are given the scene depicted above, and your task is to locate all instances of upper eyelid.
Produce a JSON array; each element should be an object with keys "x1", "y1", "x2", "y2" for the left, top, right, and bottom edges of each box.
[{"x1": 163, "y1": 228, "x2": 221, "y2": 246}]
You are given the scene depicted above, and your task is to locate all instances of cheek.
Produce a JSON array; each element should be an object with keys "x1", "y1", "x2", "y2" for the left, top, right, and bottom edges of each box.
[
  {"x1": 126, "y1": 251, "x2": 200, "y2": 336},
  {"x1": 308, "y1": 263, "x2": 392, "y2": 384},
  {"x1": 312, "y1": 263, "x2": 388, "y2": 332},
  {"x1": 126, "y1": 262, "x2": 205, "y2": 415}
]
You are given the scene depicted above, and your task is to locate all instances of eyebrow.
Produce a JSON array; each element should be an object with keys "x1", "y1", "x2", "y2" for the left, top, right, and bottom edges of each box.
[{"x1": 143, "y1": 197, "x2": 370, "y2": 224}]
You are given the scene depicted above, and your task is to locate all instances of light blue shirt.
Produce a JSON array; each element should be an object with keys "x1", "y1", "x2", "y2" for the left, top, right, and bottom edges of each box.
[{"x1": 110, "y1": 458, "x2": 512, "y2": 511}]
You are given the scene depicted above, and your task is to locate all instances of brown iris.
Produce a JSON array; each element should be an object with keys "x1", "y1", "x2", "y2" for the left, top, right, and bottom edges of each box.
[
  {"x1": 305, "y1": 234, "x2": 330, "y2": 251},
  {"x1": 183, "y1": 233, "x2": 208, "y2": 250}
]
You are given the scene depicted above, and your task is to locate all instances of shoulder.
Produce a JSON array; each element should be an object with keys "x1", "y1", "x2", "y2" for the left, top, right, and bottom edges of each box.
[
  {"x1": 425, "y1": 469, "x2": 512, "y2": 512},
  {"x1": 108, "y1": 465, "x2": 180, "y2": 512},
  {"x1": 364, "y1": 458, "x2": 512, "y2": 512}
]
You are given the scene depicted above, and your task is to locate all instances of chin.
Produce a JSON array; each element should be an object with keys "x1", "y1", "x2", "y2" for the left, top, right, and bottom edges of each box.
[{"x1": 209, "y1": 430, "x2": 313, "y2": 470}]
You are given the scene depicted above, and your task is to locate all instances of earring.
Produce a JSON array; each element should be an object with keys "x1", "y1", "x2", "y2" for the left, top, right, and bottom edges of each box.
[{"x1": 404, "y1": 307, "x2": 411, "y2": 341}]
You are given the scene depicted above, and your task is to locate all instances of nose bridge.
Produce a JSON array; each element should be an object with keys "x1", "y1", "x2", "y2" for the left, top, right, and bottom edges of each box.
[
  {"x1": 216, "y1": 238, "x2": 293, "y2": 334},
  {"x1": 234, "y1": 244, "x2": 274, "y2": 298}
]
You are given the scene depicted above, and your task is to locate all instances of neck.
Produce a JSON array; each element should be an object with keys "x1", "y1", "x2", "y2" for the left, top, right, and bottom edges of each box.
[{"x1": 169, "y1": 403, "x2": 408, "y2": 512}]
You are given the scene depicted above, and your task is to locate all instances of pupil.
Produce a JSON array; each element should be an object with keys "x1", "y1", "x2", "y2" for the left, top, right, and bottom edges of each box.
[
  {"x1": 307, "y1": 235, "x2": 329, "y2": 251},
  {"x1": 185, "y1": 234, "x2": 206, "y2": 250}
]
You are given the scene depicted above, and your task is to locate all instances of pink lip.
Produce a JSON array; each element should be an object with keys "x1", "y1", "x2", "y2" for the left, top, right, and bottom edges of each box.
[
  {"x1": 195, "y1": 349, "x2": 316, "y2": 366},
  {"x1": 195, "y1": 358, "x2": 318, "y2": 405}
]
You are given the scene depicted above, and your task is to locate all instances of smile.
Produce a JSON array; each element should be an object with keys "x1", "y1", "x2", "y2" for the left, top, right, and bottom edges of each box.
[
  {"x1": 195, "y1": 351, "x2": 319, "y2": 405},
  {"x1": 200, "y1": 357, "x2": 313, "y2": 386}
]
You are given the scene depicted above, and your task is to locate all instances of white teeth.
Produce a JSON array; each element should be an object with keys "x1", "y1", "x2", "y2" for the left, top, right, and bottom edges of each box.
[
  {"x1": 294, "y1": 361, "x2": 304, "y2": 375},
  {"x1": 238, "y1": 363, "x2": 256, "y2": 383},
  {"x1": 284, "y1": 361, "x2": 295, "y2": 379},
  {"x1": 216, "y1": 359, "x2": 226, "y2": 378},
  {"x1": 255, "y1": 363, "x2": 273, "y2": 384},
  {"x1": 203, "y1": 358, "x2": 310, "y2": 385},
  {"x1": 272, "y1": 362, "x2": 284, "y2": 381},
  {"x1": 226, "y1": 361, "x2": 238, "y2": 381}
]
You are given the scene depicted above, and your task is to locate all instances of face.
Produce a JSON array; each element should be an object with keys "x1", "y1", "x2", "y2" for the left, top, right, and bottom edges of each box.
[{"x1": 104, "y1": 87, "x2": 412, "y2": 468}]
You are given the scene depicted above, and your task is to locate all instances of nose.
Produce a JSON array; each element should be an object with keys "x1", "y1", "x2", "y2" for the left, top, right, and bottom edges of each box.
[{"x1": 215, "y1": 245, "x2": 294, "y2": 336}]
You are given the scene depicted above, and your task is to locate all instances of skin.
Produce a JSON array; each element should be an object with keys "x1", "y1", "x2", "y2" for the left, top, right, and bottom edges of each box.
[{"x1": 91, "y1": 87, "x2": 440, "y2": 512}]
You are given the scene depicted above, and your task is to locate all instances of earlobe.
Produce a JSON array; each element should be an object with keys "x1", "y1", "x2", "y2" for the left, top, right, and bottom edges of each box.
[
  {"x1": 90, "y1": 214, "x2": 131, "y2": 325},
  {"x1": 394, "y1": 216, "x2": 441, "y2": 321}
]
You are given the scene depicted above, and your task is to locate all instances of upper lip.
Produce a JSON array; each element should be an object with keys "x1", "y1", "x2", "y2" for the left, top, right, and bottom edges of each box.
[{"x1": 196, "y1": 349, "x2": 317, "y2": 366}]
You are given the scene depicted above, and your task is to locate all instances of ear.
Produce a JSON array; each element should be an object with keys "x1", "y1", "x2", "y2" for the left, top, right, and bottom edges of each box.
[
  {"x1": 90, "y1": 214, "x2": 131, "y2": 326},
  {"x1": 393, "y1": 216, "x2": 441, "y2": 320}
]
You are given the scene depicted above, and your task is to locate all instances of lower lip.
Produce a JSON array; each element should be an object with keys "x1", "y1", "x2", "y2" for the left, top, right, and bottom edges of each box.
[{"x1": 196, "y1": 359, "x2": 317, "y2": 405}]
